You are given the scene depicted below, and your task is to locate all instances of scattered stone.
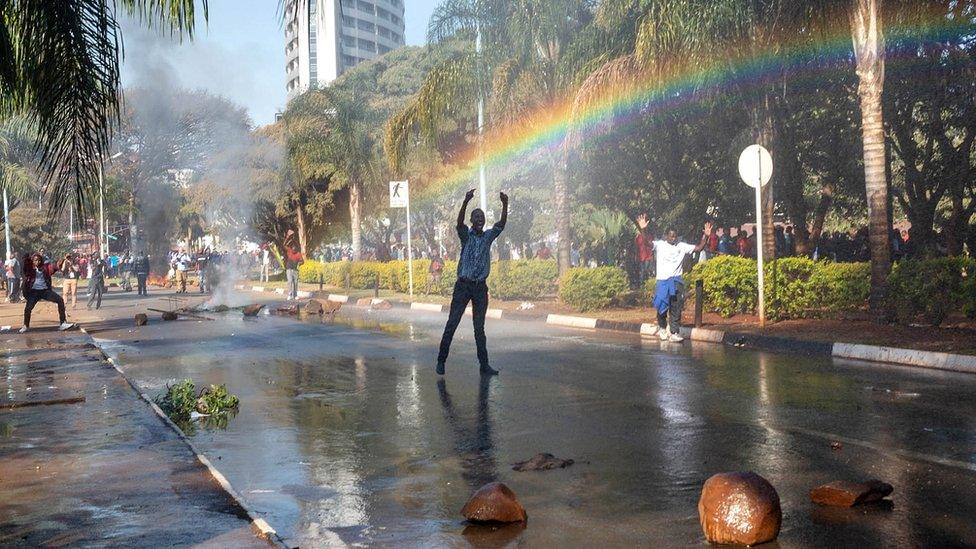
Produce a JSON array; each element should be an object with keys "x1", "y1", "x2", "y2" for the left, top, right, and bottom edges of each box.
[
  {"x1": 242, "y1": 304, "x2": 265, "y2": 317},
  {"x1": 830, "y1": 441, "x2": 843, "y2": 451},
  {"x1": 275, "y1": 304, "x2": 299, "y2": 316},
  {"x1": 322, "y1": 300, "x2": 342, "y2": 315},
  {"x1": 810, "y1": 480, "x2": 893, "y2": 507},
  {"x1": 161, "y1": 311, "x2": 178, "y2": 321},
  {"x1": 356, "y1": 297, "x2": 373, "y2": 307},
  {"x1": 512, "y1": 453, "x2": 574, "y2": 472},
  {"x1": 211, "y1": 304, "x2": 230, "y2": 313},
  {"x1": 698, "y1": 471, "x2": 781, "y2": 546},
  {"x1": 304, "y1": 299, "x2": 324, "y2": 315},
  {"x1": 461, "y1": 482, "x2": 527, "y2": 523},
  {"x1": 134, "y1": 314, "x2": 148, "y2": 326},
  {"x1": 370, "y1": 299, "x2": 392, "y2": 310}
]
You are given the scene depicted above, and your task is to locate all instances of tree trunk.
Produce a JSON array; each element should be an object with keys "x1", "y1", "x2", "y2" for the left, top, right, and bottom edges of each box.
[
  {"x1": 349, "y1": 181, "x2": 362, "y2": 261},
  {"x1": 751, "y1": 96, "x2": 776, "y2": 260},
  {"x1": 295, "y1": 202, "x2": 308, "y2": 257},
  {"x1": 553, "y1": 144, "x2": 572, "y2": 275},
  {"x1": 807, "y1": 183, "x2": 835, "y2": 254},
  {"x1": 852, "y1": 0, "x2": 891, "y2": 316}
]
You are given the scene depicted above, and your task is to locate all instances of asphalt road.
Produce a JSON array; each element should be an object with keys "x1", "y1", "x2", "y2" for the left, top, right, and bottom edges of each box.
[{"x1": 85, "y1": 291, "x2": 976, "y2": 548}]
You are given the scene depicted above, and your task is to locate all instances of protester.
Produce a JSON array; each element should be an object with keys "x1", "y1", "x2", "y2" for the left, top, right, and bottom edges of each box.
[
  {"x1": 635, "y1": 214, "x2": 655, "y2": 285},
  {"x1": 436, "y1": 189, "x2": 508, "y2": 377},
  {"x1": 784, "y1": 226, "x2": 796, "y2": 256},
  {"x1": 58, "y1": 253, "x2": 80, "y2": 309},
  {"x1": 5, "y1": 251, "x2": 21, "y2": 303},
  {"x1": 19, "y1": 252, "x2": 75, "y2": 333},
  {"x1": 172, "y1": 248, "x2": 191, "y2": 293},
  {"x1": 427, "y1": 253, "x2": 444, "y2": 295},
  {"x1": 535, "y1": 242, "x2": 552, "y2": 260},
  {"x1": 261, "y1": 246, "x2": 271, "y2": 282},
  {"x1": 283, "y1": 230, "x2": 303, "y2": 300},
  {"x1": 650, "y1": 221, "x2": 712, "y2": 343},
  {"x1": 718, "y1": 227, "x2": 735, "y2": 255},
  {"x1": 133, "y1": 250, "x2": 150, "y2": 296},
  {"x1": 87, "y1": 255, "x2": 107, "y2": 309}
]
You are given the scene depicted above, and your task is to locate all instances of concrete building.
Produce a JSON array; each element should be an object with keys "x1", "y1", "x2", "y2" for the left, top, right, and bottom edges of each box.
[{"x1": 285, "y1": 0, "x2": 406, "y2": 100}]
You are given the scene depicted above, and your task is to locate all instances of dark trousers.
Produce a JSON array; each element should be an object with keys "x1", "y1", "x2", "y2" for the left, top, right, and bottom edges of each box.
[
  {"x1": 437, "y1": 279, "x2": 490, "y2": 368},
  {"x1": 136, "y1": 274, "x2": 148, "y2": 295},
  {"x1": 657, "y1": 280, "x2": 685, "y2": 334},
  {"x1": 88, "y1": 278, "x2": 104, "y2": 309},
  {"x1": 24, "y1": 288, "x2": 66, "y2": 327},
  {"x1": 638, "y1": 260, "x2": 655, "y2": 285}
]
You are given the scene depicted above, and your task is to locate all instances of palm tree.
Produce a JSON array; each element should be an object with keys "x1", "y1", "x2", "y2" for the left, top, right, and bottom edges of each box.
[
  {"x1": 0, "y1": 116, "x2": 40, "y2": 255},
  {"x1": 850, "y1": 0, "x2": 890, "y2": 314},
  {"x1": 387, "y1": 0, "x2": 599, "y2": 275},
  {"x1": 0, "y1": 0, "x2": 205, "y2": 214}
]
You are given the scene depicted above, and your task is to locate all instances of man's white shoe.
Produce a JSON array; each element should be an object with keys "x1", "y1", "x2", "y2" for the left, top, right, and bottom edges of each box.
[
  {"x1": 58, "y1": 322, "x2": 75, "y2": 331},
  {"x1": 18, "y1": 326, "x2": 28, "y2": 334},
  {"x1": 668, "y1": 332, "x2": 685, "y2": 343},
  {"x1": 658, "y1": 329, "x2": 669, "y2": 341}
]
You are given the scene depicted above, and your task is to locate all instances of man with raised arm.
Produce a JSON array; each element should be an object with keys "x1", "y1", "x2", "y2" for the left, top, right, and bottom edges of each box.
[
  {"x1": 436, "y1": 189, "x2": 508, "y2": 377},
  {"x1": 640, "y1": 217, "x2": 712, "y2": 343}
]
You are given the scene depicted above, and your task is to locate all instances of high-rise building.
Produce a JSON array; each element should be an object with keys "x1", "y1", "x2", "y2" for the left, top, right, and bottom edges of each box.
[{"x1": 285, "y1": 0, "x2": 406, "y2": 100}]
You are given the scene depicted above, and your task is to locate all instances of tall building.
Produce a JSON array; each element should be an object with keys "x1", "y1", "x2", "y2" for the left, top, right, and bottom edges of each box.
[{"x1": 285, "y1": 0, "x2": 406, "y2": 100}]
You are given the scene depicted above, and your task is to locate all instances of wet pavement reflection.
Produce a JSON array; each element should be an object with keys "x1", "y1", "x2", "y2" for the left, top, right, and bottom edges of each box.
[{"x1": 89, "y1": 302, "x2": 976, "y2": 547}]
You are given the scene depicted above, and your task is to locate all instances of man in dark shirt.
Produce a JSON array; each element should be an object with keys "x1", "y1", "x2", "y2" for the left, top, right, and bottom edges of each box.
[{"x1": 436, "y1": 189, "x2": 509, "y2": 377}]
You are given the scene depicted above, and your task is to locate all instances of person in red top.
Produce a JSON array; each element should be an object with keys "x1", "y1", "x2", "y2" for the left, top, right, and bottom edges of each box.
[
  {"x1": 19, "y1": 252, "x2": 75, "y2": 333},
  {"x1": 535, "y1": 243, "x2": 552, "y2": 260},
  {"x1": 283, "y1": 230, "x2": 304, "y2": 301},
  {"x1": 705, "y1": 226, "x2": 720, "y2": 258},
  {"x1": 635, "y1": 214, "x2": 655, "y2": 285},
  {"x1": 737, "y1": 230, "x2": 752, "y2": 257}
]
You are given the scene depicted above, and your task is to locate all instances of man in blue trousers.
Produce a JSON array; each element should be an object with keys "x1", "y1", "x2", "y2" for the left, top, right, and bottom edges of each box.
[
  {"x1": 640, "y1": 215, "x2": 711, "y2": 343},
  {"x1": 436, "y1": 188, "x2": 508, "y2": 377}
]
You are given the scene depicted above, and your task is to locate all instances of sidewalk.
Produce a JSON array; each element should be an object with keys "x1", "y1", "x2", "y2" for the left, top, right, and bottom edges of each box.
[{"x1": 0, "y1": 293, "x2": 269, "y2": 547}]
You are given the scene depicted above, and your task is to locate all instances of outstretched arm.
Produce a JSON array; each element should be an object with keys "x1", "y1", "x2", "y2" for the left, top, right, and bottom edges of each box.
[
  {"x1": 457, "y1": 189, "x2": 475, "y2": 228},
  {"x1": 693, "y1": 221, "x2": 714, "y2": 253},
  {"x1": 497, "y1": 192, "x2": 509, "y2": 229}
]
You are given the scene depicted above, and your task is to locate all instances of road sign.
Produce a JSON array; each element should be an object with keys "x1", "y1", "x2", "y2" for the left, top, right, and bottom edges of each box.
[
  {"x1": 738, "y1": 144, "x2": 773, "y2": 328},
  {"x1": 738, "y1": 144, "x2": 773, "y2": 189},
  {"x1": 389, "y1": 180, "x2": 409, "y2": 209}
]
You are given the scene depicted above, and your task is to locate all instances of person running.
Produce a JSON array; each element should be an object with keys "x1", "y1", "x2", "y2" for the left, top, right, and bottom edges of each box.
[
  {"x1": 283, "y1": 230, "x2": 303, "y2": 301},
  {"x1": 133, "y1": 250, "x2": 150, "y2": 296},
  {"x1": 19, "y1": 253, "x2": 75, "y2": 333},
  {"x1": 58, "y1": 253, "x2": 80, "y2": 309},
  {"x1": 5, "y1": 252, "x2": 21, "y2": 303},
  {"x1": 436, "y1": 189, "x2": 508, "y2": 377},
  {"x1": 650, "y1": 221, "x2": 712, "y2": 343},
  {"x1": 87, "y1": 255, "x2": 107, "y2": 309}
]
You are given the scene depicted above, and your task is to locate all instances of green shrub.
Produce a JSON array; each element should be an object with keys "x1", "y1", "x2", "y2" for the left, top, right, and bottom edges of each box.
[
  {"x1": 155, "y1": 380, "x2": 240, "y2": 434},
  {"x1": 689, "y1": 256, "x2": 758, "y2": 317},
  {"x1": 764, "y1": 257, "x2": 817, "y2": 321},
  {"x1": 887, "y1": 257, "x2": 976, "y2": 326},
  {"x1": 809, "y1": 262, "x2": 870, "y2": 313},
  {"x1": 155, "y1": 379, "x2": 197, "y2": 423},
  {"x1": 559, "y1": 266, "x2": 629, "y2": 311},
  {"x1": 488, "y1": 260, "x2": 558, "y2": 300}
]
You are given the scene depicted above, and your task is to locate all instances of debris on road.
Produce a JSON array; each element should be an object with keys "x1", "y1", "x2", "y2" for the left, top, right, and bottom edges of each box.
[
  {"x1": 462, "y1": 482, "x2": 527, "y2": 524},
  {"x1": 0, "y1": 396, "x2": 86, "y2": 409},
  {"x1": 512, "y1": 453, "x2": 574, "y2": 472},
  {"x1": 699, "y1": 471, "x2": 781, "y2": 546},
  {"x1": 242, "y1": 304, "x2": 265, "y2": 317},
  {"x1": 134, "y1": 314, "x2": 148, "y2": 326},
  {"x1": 810, "y1": 480, "x2": 893, "y2": 507}
]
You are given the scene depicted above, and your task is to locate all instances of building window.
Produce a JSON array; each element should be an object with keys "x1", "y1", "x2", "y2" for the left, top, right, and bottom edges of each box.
[
  {"x1": 358, "y1": 38, "x2": 376, "y2": 52},
  {"x1": 378, "y1": 44, "x2": 391, "y2": 54},
  {"x1": 357, "y1": 0, "x2": 374, "y2": 14},
  {"x1": 377, "y1": 7, "x2": 390, "y2": 20},
  {"x1": 342, "y1": 36, "x2": 356, "y2": 48},
  {"x1": 357, "y1": 20, "x2": 375, "y2": 32}
]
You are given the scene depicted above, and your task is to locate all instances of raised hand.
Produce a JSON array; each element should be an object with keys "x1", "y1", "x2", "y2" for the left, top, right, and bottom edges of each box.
[
  {"x1": 499, "y1": 191, "x2": 509, "y2": 204},
  {"x1": 704, "y1": 220, "x2": 714, "y2": 234},
  {"x1": 464, "y1": 189, "x2": 476, "y2": 202},
  {"x1": 636, "y1": 214, "x2": 649, "y2": 230}
]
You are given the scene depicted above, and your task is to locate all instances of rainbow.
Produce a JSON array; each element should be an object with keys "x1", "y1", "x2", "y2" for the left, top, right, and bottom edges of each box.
[{"x1": 412, "y1": 11, "x2": 971, "y2": 203}]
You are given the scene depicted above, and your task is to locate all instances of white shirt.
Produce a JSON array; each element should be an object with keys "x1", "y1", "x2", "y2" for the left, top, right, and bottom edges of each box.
[
  {"x1": 175, "y1": 253, "x2": 190, "y2": 272},
  {"x1": 262, "y1": 250, "x2": 269, "y2": 265},
  {"x1": 653, "y1": 240, "x2": 696, "y2": 280}
]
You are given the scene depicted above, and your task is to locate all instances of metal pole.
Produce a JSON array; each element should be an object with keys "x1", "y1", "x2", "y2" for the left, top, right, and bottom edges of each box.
[
  {"x1": 755, "y1": 150, "x2": 766, "y2": 328},
  {"x1": 69, "y1": 204, "x2": 73, "y2": 243},
  {"x1": 406, "y1": 180, "x2": 414, "y2": 299},
  {"x1": 476, "y1": 21, "x2": 487, "y2": 212},
  {"x1": 98, "y1": 162, "x2": 106, "y2": 257},
  {"x1": 3, "y1": 188, "x2": 10, "y2": 258}
]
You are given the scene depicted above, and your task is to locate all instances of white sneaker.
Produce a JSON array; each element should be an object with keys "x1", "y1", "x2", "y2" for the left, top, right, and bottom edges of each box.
[
  {"x1": 58, "y1": 322, "x2": 76, "y2": 331},
  {"x1": 658, "y1": 329, "x2": 669, "y2": 341},
  {"x1": 668, "y1": 332, "x2": 685, "y2": 343},
  {"x1": 18, "y1": 326, "x2": 28, "y2": 334}
]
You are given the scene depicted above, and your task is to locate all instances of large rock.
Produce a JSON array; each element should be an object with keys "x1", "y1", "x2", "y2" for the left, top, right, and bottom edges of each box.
[
  {"x1": 322, "y1": 299, "x2": 342, "y2": 315},
  {"x1": 512, "y1": 453, "x2": 574, "y2": 472},
  {"x1": 810, "y1": 480, "x2": 893, "y2": 507},
  {"x1": 161, "y1": 311, "x2": 178, "y2": 321},
  {"x1": 242, "y1": 304, "x2": 265, "y2": 317},
  {"x1": 356, "y1": 297, "x2": 373, "y2": 307},
  {"x1": 303, "y1": 299, "x2": 324, "y2": 315},
  {"x1": 370, "y1": 299, "x2": 392, "y2": 311},
  {"x1": 134, "y1": 313, "x2": 148, "y2": 326},
  {"x1": 698, "y1": 472, "x2": 781, "y2": 546},
  {"x1": 461, "y1": 482, "x2": 527, "y2": 523}
]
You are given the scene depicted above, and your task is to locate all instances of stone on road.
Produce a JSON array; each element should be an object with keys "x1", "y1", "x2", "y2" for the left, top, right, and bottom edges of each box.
[
  {"x1": 698, "y1": 471, "x2": 781, "y2": 546},
  {"x1": 462, "y1": 482, "x2": 528, "y2": 523},
  {"x1": 810, "y1": 479, "x2": 894, "y2": 507}
]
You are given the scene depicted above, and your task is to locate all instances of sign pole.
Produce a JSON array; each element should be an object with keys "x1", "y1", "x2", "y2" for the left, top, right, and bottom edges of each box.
[
  {"x1": 738, "y1": 144, "x2": 772, "y2": 329},
  {"x1": 755, "y1": 167, "x2": 765, "y2": 328},
  {"x1": 3, "y1": 188, "x2": 10, "y2": 259},
  {"x1": 405, "y1": 182, "x2": 414, "y2": 300}
]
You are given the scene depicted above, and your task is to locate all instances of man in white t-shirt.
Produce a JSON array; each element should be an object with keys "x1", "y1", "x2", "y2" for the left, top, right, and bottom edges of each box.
[{"x1": 642, "y1": 216, "x2": 711, "y2": 343}]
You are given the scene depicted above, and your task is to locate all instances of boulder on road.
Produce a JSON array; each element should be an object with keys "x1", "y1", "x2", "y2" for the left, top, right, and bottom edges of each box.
[
  {"x1": 134, "y1": 313, "x2": 148, "y2": 326},
  {"x1": 512, "y1": 453, "x2": 574, "y2": 472},
  {"x1": 698, "y1": 471, "x2": 781, "y2": 546},
  {"x1": 242, "y1": 304, "x2": 265, "y2": 317},
  {"x1": 356, "y1": 297, "x2": 373, "y2": 307},
  {"x1": 161, "y1": 311, "x2": 178, "y2": 321},
  {"x1": 810, "y1": 480, "x2": 893, "y2": 507},
  {"x1": 462, "y1": 482, "x2": 527, "y2": 524},
  {"x1": 370, "y1": 299, "x2": 392, "y2": 310},
  {"x1": 304, "y1": 299, "x2": 324, "y2": 315}
]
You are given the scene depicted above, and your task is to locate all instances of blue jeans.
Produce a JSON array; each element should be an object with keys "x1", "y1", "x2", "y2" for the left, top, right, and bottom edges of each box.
[
  {"x1": 286, "y1": 269, "x2": 299, "y2": 299},
  {"x1": 437, "y1": 279, "x2": 489, "y2": 368}
]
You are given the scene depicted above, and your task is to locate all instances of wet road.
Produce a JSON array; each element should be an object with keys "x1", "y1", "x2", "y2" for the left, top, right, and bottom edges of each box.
[{"x1": 88, "y1": 295, "x2": 976, "y2": 547}]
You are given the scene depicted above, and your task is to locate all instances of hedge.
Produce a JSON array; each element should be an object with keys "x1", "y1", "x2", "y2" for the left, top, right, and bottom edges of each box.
[
  {"x1": 886, "y1": 257, "x2": 976, "y2": 326},
  {"x1": 559, "y1": 266, "x2": 629, "y2": 312},
  {"x1": 488, "y1": 260, "x2": 558, "y2": 300}
]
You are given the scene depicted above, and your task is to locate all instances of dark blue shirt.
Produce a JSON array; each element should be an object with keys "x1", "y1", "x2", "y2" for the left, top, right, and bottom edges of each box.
[{"x1": 457, "y1": 223, "x2": 504, "y2": 281}]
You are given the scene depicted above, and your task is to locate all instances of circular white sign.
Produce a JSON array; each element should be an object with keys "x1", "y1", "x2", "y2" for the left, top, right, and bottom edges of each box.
[{"x1": 738, "y1": 144, "x2": 773, "y2": 188}]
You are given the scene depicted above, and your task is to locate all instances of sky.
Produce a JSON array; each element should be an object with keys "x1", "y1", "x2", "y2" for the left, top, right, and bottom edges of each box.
[{"x1": 120, "y1": 0, "x2": 439, "y2": 127}]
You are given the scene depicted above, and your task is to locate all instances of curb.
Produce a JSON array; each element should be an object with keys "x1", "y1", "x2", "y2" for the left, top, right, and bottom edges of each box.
[
  {"x1": 832, "y1": 342, "x2": 976, "y2": 374},
  {"x1": 79, "y1": 326, "x2": 288, "y2": 548}
]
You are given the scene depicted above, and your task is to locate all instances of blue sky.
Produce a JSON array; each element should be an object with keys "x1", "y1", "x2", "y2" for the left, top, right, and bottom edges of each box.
[{"x1": 121, "y1": 0, "x2": 439, "y2": 126}]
